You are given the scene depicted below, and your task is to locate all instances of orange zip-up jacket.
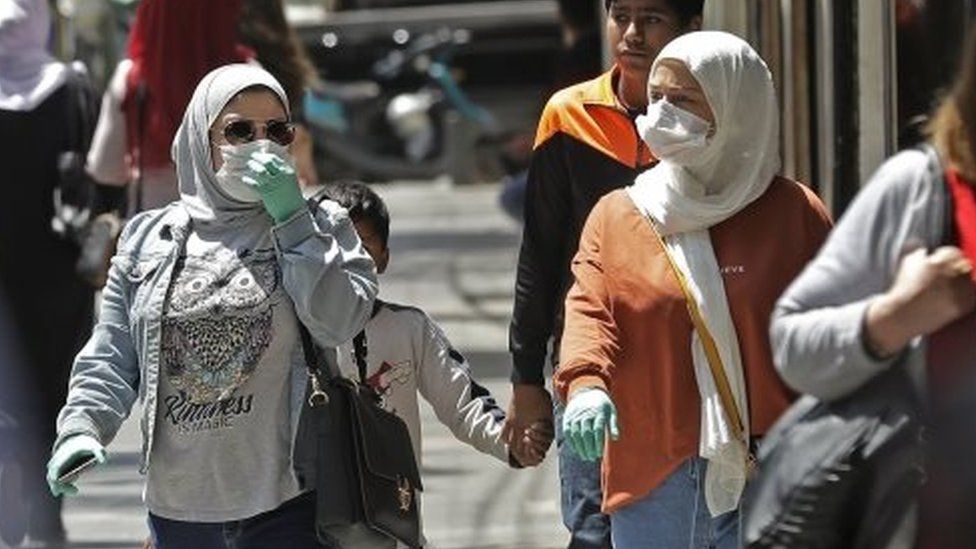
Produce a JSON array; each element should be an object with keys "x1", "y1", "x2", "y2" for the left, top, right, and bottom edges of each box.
[
  {"x1": 555, "y1": 178, "x2": 832, "y2": 513},
  {"x1": 510, "y1": 68, "x2": 654, "y2": 385}
]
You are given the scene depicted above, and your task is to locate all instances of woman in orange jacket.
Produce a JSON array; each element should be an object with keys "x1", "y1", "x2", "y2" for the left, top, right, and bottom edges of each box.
[{"x1": 554, "y1": 31, "x2": 831, "y2": 547}]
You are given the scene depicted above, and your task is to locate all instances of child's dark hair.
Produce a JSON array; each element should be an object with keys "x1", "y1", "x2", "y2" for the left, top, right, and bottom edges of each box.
[
  {"x1": 325, "y1": 181, "x2": 390, "y2": 247},
  {"x1": 604, "y1": 0, "x2": 705, "y2": 26}
]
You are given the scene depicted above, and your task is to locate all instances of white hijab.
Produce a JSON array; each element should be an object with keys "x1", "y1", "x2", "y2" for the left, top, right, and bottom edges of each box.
[
  {"x1": 631, "y1": 31, "x2": 780, "y2": 234},
  {"x1": 626, "y1": 31, "x2": 779, "y2": 517},
  {"x1": 0, "y1": 0, "x2": 69, "y2": 112},
  {"x1": 172, "y1": 64, "x2": 289, "y2": 226}
]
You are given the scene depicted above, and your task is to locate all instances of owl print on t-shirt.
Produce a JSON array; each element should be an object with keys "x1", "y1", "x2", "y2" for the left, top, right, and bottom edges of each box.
[{"x1": 161, "y1": 251, "x2": 280, "y2": 403}]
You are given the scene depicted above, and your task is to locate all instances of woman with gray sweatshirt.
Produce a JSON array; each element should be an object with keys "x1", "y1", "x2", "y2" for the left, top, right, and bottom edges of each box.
[{"x1": 45, "y1": 64, "x2": 377, "y2": 547}]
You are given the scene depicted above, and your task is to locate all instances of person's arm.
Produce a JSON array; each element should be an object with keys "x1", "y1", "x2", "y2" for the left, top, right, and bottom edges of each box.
[
  {"x1": 55, "y1": 216, "x2": 146, "y2": 449},
  {"x1": 504, "y1": 122, "x2": 573, "y2": 454},
  {"x1": 416, "y1": 314, "x2": 510, "y2": 463},
  {"x1": 553, "y1": 197, "x2": 619, "y2": 401},
  {"x1": 553, "y1": 198, "x2": 622, "y2": 461},
  {"x1": 771, "y1": 150, "x2": 955, "y2": 400},
  {"x1": 86, "y1": 60, "x2": 132, "y2": 187},
  {"x1": 273, "y1": 198, "x2": 378, "y2": 349},
  {"x1": 509, "y1": 113, "x2": 574, "y2": 387}
]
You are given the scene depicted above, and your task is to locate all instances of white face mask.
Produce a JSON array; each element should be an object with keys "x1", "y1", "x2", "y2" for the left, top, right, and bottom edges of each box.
[
  {"x1": 636, "y1": 100, "x2": 712, "y2": 165},
  {"x1": 214, "y1": 139, "x2": 293, "y2": 203}
]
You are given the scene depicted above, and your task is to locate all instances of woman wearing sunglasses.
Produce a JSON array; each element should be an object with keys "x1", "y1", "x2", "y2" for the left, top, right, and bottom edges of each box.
[{"x1": 44, "y1": 64, "x2": 378, "y2": 547}]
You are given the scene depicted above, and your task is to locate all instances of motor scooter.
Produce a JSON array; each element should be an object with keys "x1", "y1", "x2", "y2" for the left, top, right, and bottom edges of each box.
[{"x1": 304, "y1": 27, "x2": 526, "y2": 183}]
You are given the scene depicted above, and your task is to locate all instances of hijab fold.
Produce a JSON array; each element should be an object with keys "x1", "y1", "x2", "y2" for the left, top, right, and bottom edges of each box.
[
  {"x1": 0, "y1": 0, "x2": 68, "y2": 112},
  {"x1": 173, "y1": 64, "x2": 289, "y2": 227},
  {"x1": 627, "y1": 31, "x2": 779, "y2": 517}
]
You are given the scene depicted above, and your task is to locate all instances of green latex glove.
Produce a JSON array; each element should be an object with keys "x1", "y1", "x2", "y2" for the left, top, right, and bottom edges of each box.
[
  {"x1": 46, "y1": 434, "x2": 107, "y2": 497},
  {"x1": 242, "y1": 151, "x2": 305, "y2": 223},
  {"x1": 563, "y1": 388, "x2": 620, "y2": 462}
]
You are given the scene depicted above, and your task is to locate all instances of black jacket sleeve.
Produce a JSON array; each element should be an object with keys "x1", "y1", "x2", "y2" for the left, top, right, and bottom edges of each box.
[{"x1": 509, "y1": 133, "x2": 573, "y2": 385}]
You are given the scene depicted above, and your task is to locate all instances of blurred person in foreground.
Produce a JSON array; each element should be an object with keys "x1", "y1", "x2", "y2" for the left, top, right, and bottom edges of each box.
[
  {"x1": 771, "y1": 24, "x2": 976, "y2": 548},
  {"x1": 555, "y1": 31, "x2": 831, "y2": 546},
  {"x1": 0, "y1": 1, "x2": 102, "y2": 544},
  {"x1": 46, "y1": 63, "x2": 377, "y2": 547},
  {"x1": 503, "y1": 1, "x2": 703, "y2": 546},
  {"x1": 86, "y1": 0, "x2": 252, "y2": 214}
]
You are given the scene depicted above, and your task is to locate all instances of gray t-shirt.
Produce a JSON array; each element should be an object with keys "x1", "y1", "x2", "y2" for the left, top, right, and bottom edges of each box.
[{"x1": 146, "y1": 225, "x2": 303, "y2": 521}]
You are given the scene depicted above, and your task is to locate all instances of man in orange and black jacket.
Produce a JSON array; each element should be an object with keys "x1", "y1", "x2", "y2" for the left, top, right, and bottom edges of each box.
[{"x1": 503, "y1": 1, "x2": 704, "y2": 547}]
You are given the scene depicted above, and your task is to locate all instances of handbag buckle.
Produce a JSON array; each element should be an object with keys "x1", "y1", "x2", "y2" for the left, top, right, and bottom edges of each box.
[
  {"x1": 397, "y1": 475, "x2": 412, "y2": 514},
  {"x1": 308, "y1": 372, "x2": 329, "y2": 407}
]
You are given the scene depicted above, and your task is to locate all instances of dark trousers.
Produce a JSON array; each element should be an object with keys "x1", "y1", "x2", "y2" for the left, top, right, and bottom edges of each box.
[
  {"x1": 555, "y1": 402, "x2": 613, "y2": 549},
  {"x1": 149, "y1": 492, "x2": 324, "y2": 549}
]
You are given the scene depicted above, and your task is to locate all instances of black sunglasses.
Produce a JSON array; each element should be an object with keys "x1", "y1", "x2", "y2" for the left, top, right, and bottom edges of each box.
[{"x1": 220, "y1": 118, "x2": 295, "y2": 146}]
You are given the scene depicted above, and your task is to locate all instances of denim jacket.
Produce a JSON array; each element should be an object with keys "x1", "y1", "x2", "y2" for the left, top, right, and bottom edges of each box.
[{"x1": 54, "y1": 199, "x2": 378, "y2": 477}]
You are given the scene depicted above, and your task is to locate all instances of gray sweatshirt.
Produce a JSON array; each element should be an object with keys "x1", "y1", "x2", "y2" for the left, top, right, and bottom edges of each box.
[{"x1": 770, "y1": 147, "x2": 948, "y2": 400}]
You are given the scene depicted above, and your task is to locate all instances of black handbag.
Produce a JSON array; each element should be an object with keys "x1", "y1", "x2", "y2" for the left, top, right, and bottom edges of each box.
[
  {"x1": 51, "y1": 63, "x2": 98, "y2": 246},
  {"x1": 742, "y1": 367, "x2": 926, "y2": 548},
  {"x1": 298, "y1": 325, "x2": 424, "y2": 549}
]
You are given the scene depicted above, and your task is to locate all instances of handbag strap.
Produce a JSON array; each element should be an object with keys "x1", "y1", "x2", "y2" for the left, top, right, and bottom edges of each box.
[
  {"x1": 297, "y1": 323, "x2": 370, "y2": 386},
  {"x1": 647, "y1": 223, "x2": 748, "y2": 446},
  {"x1": 298, "y1": 323, "x2": 326, "y2": 378},
  {"x1": 352, "y1": 330, "x2": 369, "y2": 383}
]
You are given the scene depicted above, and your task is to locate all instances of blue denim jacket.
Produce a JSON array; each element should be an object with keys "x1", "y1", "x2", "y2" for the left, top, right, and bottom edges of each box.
[{"x1": 54, "y1": 199, "x2": 378, "y2": 476}]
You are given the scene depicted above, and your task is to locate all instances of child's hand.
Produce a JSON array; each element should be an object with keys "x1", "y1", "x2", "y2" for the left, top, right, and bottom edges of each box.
[{"x1": 509, "y1": 419, "x2": 554, "y2": 467}]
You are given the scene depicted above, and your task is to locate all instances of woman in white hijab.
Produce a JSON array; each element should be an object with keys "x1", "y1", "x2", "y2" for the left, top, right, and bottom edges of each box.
[
  {"x1": 0, "y1": 0, "x2": 100, "y2": 543},
  {"x1": 45, "y1": 63, "x2": 378, "y2": 547},
  {"x1": 554, "y1": 32, "x2": 831, "y2": 546}
]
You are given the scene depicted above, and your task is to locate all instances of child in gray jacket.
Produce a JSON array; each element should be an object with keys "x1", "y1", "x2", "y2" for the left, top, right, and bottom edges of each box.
[{"x1": 324, "y1": 182, "x2": 553, "y2": 471}]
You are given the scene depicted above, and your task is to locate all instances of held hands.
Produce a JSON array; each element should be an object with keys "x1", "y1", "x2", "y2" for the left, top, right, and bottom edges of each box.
[
  {"x1": 502, "y1": 384, "x2": 555, "y2": 466},
  {"x1": 866, "y1": 246, "x2": 976, "y2": 357},
  {"x1": 509, "y1": 420, "x2": 555, "y2": 467},
  {"x1": 563, "y1": 388, "x2": 619, "y2": 462},
  {"x1": 45, "y1": 434, "x2": 107, "y2": 497},
  {"x1": 242, "y1": 152, "x2": 305, "y2": 223}
]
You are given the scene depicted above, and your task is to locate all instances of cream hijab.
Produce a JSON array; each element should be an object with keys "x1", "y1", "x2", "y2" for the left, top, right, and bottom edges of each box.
[
  {"x1": 631, "y1": 31, "x2": 780, "y2": 235},
  {"x1": 172, "y1": 64, "x2": 289, "y2": 226},
  {"x1": 627, "y1": 31, "x2": 780, "y2": 516},
  {"x1": 0, "y1": 0, "x2": 68, "y2": 112}
]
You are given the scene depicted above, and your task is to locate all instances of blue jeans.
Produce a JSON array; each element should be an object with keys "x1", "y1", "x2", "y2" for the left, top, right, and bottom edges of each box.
[
  {"x1": 148, "y1": 491, "x2": 323, "y2": 549},
  {"x1": 555, "y1": 401, "x2": 612, "y2": 549},
  {"x1": 610, "y1": 458, "x2": 739, "y2": 549}
]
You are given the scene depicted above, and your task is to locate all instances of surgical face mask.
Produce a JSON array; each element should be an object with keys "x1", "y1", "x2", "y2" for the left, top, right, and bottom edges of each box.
[
  {"x1": 636, "y1": 100, "x2": 713, "y2": 165},
  {"x1": 214, "y1": 139, "x2": 293, "y2": 203}
]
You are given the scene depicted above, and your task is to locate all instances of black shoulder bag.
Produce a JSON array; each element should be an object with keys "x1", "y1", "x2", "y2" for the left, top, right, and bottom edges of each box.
[
  {"x1": 51, "y1": 63, "x2": 98, "y2": 244},
  {"x1": 298, "y1": 325, "x2": 424, "y2": 549},
  {"x1": 742, "y1": 147, "x2": 949, "y2": 548}
]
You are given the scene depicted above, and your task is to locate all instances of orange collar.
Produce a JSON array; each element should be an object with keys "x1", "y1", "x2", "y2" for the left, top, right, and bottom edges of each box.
[{"x1": 579, "y1": 66, "x2": 623, "y2": 109}]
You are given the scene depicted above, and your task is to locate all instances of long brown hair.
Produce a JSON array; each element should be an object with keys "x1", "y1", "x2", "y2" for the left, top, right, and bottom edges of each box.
[
  {"x1": 238, "y1": 0, "x2": 320, "y2": 116},
  {"x1": 927, "y1": 24, "x2": 976, "y2": 180}
]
